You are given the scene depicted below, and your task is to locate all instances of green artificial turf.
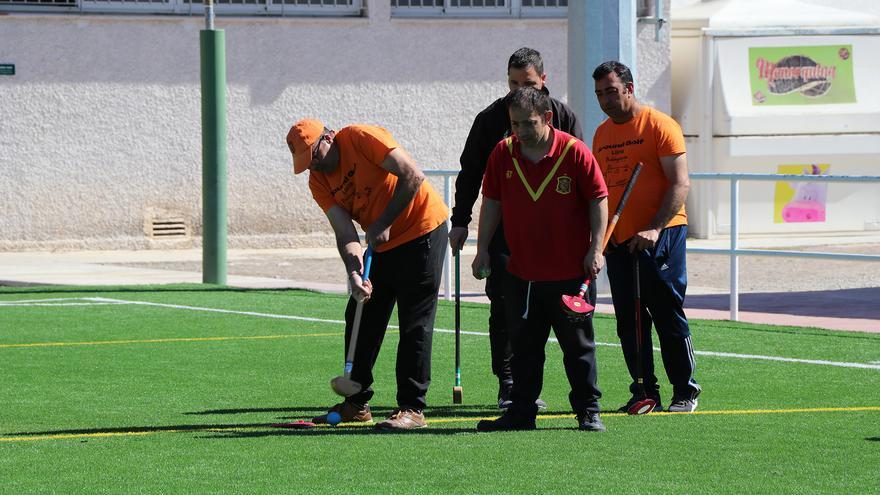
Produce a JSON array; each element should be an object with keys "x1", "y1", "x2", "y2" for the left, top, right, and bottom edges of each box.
[{"x1": 1, "y1": 285, "x2": 878, "y2": 494}]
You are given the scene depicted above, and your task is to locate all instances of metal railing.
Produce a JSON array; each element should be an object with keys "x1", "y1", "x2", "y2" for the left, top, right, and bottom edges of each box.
[
  {"x1": 688, "y1": 172, "x2": 880, "y2": 321},
  {"x1": 425, "y1": 170, "x2": 459, "y2": 301},
  {"x1": 428, "y1": 170, "x2": 880, "y2": 314}
]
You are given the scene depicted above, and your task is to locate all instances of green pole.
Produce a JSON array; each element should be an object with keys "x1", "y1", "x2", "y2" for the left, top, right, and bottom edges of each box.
[{"x1": 200, "y1": 25, "x2": 228, "y2": 285}]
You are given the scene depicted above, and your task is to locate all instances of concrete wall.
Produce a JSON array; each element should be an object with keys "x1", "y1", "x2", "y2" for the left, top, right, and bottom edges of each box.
[{"x1": 0, "y1": 3, "x2": 671, "y2": 250}]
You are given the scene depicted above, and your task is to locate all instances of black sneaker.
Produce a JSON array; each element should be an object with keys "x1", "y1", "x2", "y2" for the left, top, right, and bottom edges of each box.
[
  {"x1": 617, "y1": 396, "x2": 664, "y2": 413},
  {"x1": 577, "y1": 412, "x2": 606, "y2": 432},
  {"x1": 668, "y1": 389, "x2": 701, "y2": 413},
  {"x1": 476, "y1": 413, "x2": 536, "y2": 432}
]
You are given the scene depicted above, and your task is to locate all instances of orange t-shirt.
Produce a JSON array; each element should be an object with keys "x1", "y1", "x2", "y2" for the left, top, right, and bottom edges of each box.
[
  {"x1": 308, "y1": 125, "x2": 448, "y2": 252},
  {"x1": 592, "y1": 107, "x2": 687, "y2": 244}
]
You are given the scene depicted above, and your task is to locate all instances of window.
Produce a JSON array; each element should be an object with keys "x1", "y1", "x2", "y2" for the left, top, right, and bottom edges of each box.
[
  {"x1": 1, "y1": 0, "x2": 568, "y2": 17},
  {"x1": 391, "y1": 0, "x2": 567, "y2": 18},
  {"x1": 0, "y1": 0, "x2": 78, "y2": 10},
  {"x1": 0, "y1": 0, "x2": 363, "y2": 15}
]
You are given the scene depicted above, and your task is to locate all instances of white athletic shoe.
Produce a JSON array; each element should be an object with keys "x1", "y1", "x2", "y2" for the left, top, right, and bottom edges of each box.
[{"x1": 668, "y1": 392, "x2": 700, "y2": 413}]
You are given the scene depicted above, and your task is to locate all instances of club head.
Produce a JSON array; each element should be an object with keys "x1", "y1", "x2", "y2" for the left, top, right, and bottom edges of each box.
[
  {"x1": 561, "y1": 294, "x2": 595, "y2": 316},
  {"x1": 452, "y1": 386, "x2": 463, "y2": 404},
  {"x1": 330, "y1": 376, "x2": 363, "y2": 397},
  {"x1": 627, "y1": 398, "x2": 657, "y2": 415}
]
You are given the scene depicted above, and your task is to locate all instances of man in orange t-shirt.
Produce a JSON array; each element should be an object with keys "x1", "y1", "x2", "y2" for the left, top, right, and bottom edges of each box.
[
  {"x1": 286, "y1": 119, "x2": 448, "y2": 430},
  {"x1": 592, "y1": 61, "x2": 702, "y2": 413}
]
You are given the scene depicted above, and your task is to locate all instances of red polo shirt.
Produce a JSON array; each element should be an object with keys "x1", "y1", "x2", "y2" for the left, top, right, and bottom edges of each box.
[{"x1": 483, "y1": 128, "x2": 608, "y2": 281}]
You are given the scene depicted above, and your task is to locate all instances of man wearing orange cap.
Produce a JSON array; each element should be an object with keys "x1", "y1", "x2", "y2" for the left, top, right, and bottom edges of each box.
[{"x1": 286, "y1": 119, "x2": 448, "y2": 431}]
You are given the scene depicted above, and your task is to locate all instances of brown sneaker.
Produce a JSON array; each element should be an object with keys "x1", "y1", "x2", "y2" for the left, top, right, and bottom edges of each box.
[
  {"x1": 375, "y1": 408, "x2": 427, "y2": 431},
  {"x1": 312, "y1": 401, "x2": 372, "y2": 424}
]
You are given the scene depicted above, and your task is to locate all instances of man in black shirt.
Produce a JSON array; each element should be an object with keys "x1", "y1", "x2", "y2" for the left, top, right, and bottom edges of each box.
[{"x1": 449, "y1": 47, "x2": 585, "y2": 409}]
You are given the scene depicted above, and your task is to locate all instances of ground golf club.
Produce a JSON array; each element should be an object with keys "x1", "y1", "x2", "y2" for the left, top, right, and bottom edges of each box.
[
  {"x1": 627, "y1": 254, "x2": 657, "y2": 415},
  {"x1": 561, "y1": 162, "x2": 644, "y2": 316},
  {"x1": 330, "y1": 246, "x2": 373, "y2": 397},
  {"x1": 452, "y1": 249, "x2": 463, "y2": 404}
]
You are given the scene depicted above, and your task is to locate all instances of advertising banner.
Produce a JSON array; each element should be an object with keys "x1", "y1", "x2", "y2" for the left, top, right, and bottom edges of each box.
[{"x1": 749, "y1": 45, "x2": 855, "y2": 105}]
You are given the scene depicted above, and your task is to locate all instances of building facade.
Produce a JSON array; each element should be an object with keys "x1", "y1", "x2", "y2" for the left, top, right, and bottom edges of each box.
[{"x1": 0, "y1": 1, "x2": 671, "y2": 250}]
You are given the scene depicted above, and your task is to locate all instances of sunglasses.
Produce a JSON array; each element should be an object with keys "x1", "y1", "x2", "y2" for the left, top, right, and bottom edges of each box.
[{"x1": 311, "y1": 135, "x2": 325, "y2": 162}]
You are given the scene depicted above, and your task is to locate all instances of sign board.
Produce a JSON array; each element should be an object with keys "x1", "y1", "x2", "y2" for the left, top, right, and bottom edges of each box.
[
  {"x1": 0, "y1": 64, "x2": 14, "y2": 76},
  {"x1": 774, "y1": 164, "x2": 830, "y2": 224},
  {"x1": 749, "y1": 45, "x2": 856, "y2": 105}
]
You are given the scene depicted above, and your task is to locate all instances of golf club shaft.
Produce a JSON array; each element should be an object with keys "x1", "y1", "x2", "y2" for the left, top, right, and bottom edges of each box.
[
  {"x1": 343, "y1": 299, "x2": 363, "y2": 377},
  {"x1": 454, "y1": 250, "x2": 461, "y2": 387},
  {"x1": 343, "y1": 246, "x2": 373, "y2": 377},
  {"x1": 634, "y1": 255, "x2": 646, "y2": 393},
  {"x1": 574, "y1": 162, "x2": 645, "y2": 291},
  {"x1": 601, "y1": 162, "x2": 643, "y2": 249}
]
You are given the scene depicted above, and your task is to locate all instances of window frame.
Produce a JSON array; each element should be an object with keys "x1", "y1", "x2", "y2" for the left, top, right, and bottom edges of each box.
[
  {"x1": 0, "y1": 0, "x2": 365, "y2": 16},
  {"x1": 390, "y1": 0, "x2": 567, "y2": 19}
]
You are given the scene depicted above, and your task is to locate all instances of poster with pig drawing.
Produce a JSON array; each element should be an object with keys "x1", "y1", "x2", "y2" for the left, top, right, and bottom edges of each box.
[{"x1": 774, "y1": 164, "x2": 830, "y2": 223}]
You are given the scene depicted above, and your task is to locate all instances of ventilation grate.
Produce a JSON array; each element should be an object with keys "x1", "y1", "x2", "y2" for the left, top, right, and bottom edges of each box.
[{"x1": 150, "y1": 218, "x2": 188, "y2": 238}]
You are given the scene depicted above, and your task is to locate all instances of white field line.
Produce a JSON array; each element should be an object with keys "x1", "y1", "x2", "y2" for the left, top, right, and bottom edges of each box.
[
  {"x1": 87, "y1": 297, "x2": 346, "y2": 325},
  {"x1": 0, "y1": 302, "x2": 128, "y2": 307},
  {"x1": 0, "y1": 297, "x2": 129, "y2": 306},
  {"x1": 3, "y1": 296, "x2": 879, "y2": 371}
]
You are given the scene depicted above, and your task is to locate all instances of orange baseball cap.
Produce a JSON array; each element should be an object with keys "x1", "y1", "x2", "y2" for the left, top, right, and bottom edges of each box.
[{"x1": 286, "y1": 118, "x2": 324, "y2": 174}]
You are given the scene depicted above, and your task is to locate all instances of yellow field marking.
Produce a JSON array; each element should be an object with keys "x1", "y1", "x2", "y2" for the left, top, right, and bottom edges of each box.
[
  {"x1": 3, "y1": 406, "x2": 877, "y2": 443},
  {"x1": 667, "y1": 406, "x2": 880, "y2": 415},
  {"x1": 426, "y1": 406, "x2": 880, "y2": 424},
  {"x1": 2, "y1": 431, "x2": 154, "y2": 442},
  {"x1": 0, "y1": 332, "x2": 341, "y2": 349},
  {"x1": 0, "y1": 424, "x2": 338, "y2": 443}
]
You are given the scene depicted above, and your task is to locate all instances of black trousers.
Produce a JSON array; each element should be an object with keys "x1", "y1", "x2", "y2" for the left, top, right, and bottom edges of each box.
[
  {"x1": 485, "y1": 225, "x2": 596, "y2": 395},
  {"x1": 345, "y1": 223, "x2": 448, "y2": 410},
  {"x1": 503, "y1": 275, "x2": 602, "y2": 418},
  {"x1": 606, "y1": 225, "x2": 701, "y2": 400},
  {"x1": 485, "y1": 232, "x2": 513, "y2": 392}
]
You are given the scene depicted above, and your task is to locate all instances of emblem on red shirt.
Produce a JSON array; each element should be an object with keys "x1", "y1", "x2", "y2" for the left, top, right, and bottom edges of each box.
[
  {"x1": 506, "y1": 170, "x2": 513, "y2": 179},
  {"x1": 556, "y1": 175, "x2": 572, "y2": 194}
]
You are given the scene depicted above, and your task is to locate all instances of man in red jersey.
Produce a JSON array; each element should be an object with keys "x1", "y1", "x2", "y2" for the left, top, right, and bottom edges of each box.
[
  {"x1": 450, "y1": 47, "x2": 582, "y2": 410},
  {"x1": 473, "y1": 87, "x2": 609, "y2": 432}
]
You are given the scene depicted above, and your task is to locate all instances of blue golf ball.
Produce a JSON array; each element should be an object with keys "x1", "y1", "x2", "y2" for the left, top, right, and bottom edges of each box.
[{"x1": 327, "y1": 411, "x2": 342, "y2": 426}]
